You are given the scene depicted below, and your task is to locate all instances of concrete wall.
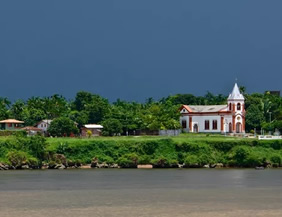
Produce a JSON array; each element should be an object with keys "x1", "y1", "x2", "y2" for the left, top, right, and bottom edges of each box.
[{"x1": 159, "y1": 129, "x2": 181, "y2": 136}]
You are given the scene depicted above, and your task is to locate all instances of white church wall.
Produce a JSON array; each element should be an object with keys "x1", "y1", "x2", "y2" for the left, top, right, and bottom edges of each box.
[
  {"x1": 191, "y1": 115, "x2": 222, "y2": 133},
  {"x1": 180, "y1": 114, "x2": 234, "y2": 133},
  {"x1": 223, "y1": 115, "x2": 232, "y2": 132}
]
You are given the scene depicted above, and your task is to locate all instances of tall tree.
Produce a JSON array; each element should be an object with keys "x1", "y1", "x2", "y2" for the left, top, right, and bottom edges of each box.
[{"x1": 0, "y1": 97, "x2": 11, "y2": 120}]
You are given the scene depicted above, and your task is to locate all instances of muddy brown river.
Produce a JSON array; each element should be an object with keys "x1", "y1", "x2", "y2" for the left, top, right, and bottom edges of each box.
[{"x1": 0, "y1": 169, "x2": 282, "y2": 217}]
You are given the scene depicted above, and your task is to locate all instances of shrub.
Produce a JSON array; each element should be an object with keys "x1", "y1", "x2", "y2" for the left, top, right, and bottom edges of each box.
[
  {"x1": 198, "y1": 153, "x2": 214, "y2": 165},
  {"x1": 138, "y1": 155, "x2": 151, "y2": 164},
  {"x1": 97, "y1": 155, "x2": 114, "y2": 164},
  {"x1": 6, "y1": 150, "x2": 30, "y2": 168},
  {"x1": 270, "y1": 154, "x2": 281, "y2": 166},
  {"x1": 230, "y1": 146, "x2": 250, "y2": 167},
  {"x1": 151, "y1": 155, "x2": 170, "y2": 168},
  {"x1": 27, "y1": 157, "x2": 39, "y2": 168},
  {"x1": 169, "y1": 159, "x2": 179, "y2": 168},
  {"x1": 27, "y1": 135, "x2": 47, "y2": 161},
  {"x1": 57, "y1": 142, "x2": 69, "y2": 154},
  {"x1": 245, "y1": 152, "x2": 264, "y2": 167},
  {"x1": 184, "y1": 155, "x2": 200, "y2": 168},
  {"x1": 87, "y1": 130, "x2": 92, "y2": 138},
  {"x1": 116, "y1": 153, "x2": 139, "y2": 168},
  {"x1": 117, "y1": 156, "x2": 137, "y2": 168}
]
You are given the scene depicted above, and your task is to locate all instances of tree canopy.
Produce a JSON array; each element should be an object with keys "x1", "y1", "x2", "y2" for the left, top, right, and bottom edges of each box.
[{"x1": 0, "y1": 88, "x2": 281, "y2": 134}]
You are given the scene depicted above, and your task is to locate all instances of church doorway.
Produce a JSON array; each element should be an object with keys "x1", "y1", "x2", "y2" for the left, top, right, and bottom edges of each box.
[
  {"x1": 193, "y1": 124, "x2": 198, "y2": 133},
  {"x1": 229, "y1": 123, "x2": 232, "y2": 133},
  {"x1": 236, "y1": 123, "x2": 242, "y2": 133}
]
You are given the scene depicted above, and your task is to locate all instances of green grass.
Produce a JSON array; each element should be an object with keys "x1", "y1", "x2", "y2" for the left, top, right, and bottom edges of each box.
[{"x1": 46, "y1": 133, "x2": 247, "y2": 144}]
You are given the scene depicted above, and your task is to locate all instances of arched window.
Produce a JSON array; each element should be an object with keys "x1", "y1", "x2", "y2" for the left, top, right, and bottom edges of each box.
[
  {"x1": 237, "y1": 103, "x2": 241, "y2": 111},
  {"x1": 229, "y1": 123, "x2": 232, "y2": 133},
  {"x1": 229, "y1": 103, "x2": 232, "y2": 111}
]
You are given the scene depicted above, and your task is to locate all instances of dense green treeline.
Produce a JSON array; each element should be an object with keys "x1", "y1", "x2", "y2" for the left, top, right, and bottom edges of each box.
[
  {"x1": 0, "y1": 87, "x2": 281, "y2": 135},
  {"x1": 1, "y1": 135, "x2": 282, "y2": 168}
]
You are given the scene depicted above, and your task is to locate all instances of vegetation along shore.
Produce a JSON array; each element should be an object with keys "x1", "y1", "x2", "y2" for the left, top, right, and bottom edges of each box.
[
  {"x1": 0, "y1": 88, "x2": 281, "y2": 170},
  {"x1": 1, "y1": 134, "x2": 282, "y2": 170}
]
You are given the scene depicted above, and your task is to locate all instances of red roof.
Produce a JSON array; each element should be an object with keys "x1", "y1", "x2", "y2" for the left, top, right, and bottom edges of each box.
[
  {"x1": 22, "y1": 126, "x2": 42, "y2": 131},
  {"x1": 0, "y1": 119, "x2": 24, "y2": 124}
]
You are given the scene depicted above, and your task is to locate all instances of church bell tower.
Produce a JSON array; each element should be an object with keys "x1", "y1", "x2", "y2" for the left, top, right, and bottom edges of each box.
[{"x1": 227, "y1": 83, "x2": 245, "y2": 133}]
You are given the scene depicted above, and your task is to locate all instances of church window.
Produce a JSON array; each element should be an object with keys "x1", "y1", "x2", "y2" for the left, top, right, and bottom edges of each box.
[
  {"x1": 237, "y1": 103, "x2": 241, "y2": 111},
  {"x1": 182, "y1": 120, "x2": 187, "y2": 128},
  {"x1": 212, "y1": 120, "x2": 217, "y2": 130},
  {"x1": 205, "y1": 120, "x2": 210, "y2": 130},
  {"x1": 229, "y1": 103, "x2": 232, "y2": 111}
]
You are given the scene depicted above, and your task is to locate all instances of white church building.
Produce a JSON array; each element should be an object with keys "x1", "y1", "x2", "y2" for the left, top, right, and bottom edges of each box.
[{"x1": 180, "y1": 83, "x2": 245, "y2": 134}]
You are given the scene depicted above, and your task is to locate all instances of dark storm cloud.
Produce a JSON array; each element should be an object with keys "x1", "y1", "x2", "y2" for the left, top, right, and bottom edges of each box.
[{"x1": 0, "y1": 0, "x2": 281, "y2": 101}]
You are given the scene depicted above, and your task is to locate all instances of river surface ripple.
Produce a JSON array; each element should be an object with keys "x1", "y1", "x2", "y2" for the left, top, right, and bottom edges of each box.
[{"x1": 0, "y1": 169, "x2": 282, "y2": 217}]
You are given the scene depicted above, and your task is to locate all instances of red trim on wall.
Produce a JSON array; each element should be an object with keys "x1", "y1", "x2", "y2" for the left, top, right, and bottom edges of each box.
[
  {"x1": 183, "y1": 105, "x2": 193, "y2": 113},
  {"x1": 181, "y1": 111, "x2": 232, "y2": 116},
  {"x1": 221, "y1": 117, "x2": 224, "y2": 132},
  {"x1": 232, "y1": 115, "x2": 235, "y2": 132},
  {"x1": 242, "y1": 116, "x2": 245, "y2": 132},
  {"x1": 189, "y1": 117, "x2": 192, "y2": 131}
]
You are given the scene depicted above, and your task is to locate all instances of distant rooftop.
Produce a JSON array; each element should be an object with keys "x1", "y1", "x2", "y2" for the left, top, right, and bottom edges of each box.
[
  {"x1": 84, "y1": 124, "x2": 103, "y2": 129},
  {"x1": 0, "y1": 119, "x2": 24, "y2": 124},
  {"x1": 265, "y1": 91, "x2": 280, "y2": 97},
  {"x1": 22, "y1": 126, "x2": 42, "y2": 131},
  {"x1": 186, "y1": 105, "x2": 227, "y2": 113},
  {"x1": 40, "y1": 120, "x2": 53, "y2": 123}
]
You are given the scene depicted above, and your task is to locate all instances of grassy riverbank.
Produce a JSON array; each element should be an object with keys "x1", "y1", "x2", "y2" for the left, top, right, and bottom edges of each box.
[{"x1": 1, "y1": 134, "x2": 282, "y2": 169}]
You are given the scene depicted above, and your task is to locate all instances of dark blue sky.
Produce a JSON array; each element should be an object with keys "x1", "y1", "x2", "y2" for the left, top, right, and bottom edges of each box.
[{"x1": 0, "y1": 1, "x2": 281, "y2": 102}]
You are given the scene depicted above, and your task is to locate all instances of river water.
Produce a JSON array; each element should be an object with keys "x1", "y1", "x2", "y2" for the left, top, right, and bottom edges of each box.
[{"x1": 0, "y1": 169, "x2": 282, "y2": 217}]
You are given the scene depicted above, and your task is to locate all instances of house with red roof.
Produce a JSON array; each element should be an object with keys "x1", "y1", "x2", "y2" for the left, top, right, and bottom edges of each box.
[{"x1": 0, "y1": 119, "x2": 24, "y2": 130}]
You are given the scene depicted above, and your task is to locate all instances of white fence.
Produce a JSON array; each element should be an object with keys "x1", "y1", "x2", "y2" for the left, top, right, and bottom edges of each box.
[{"x1": 258, "y1": 135, "x2": 282, "y2": 140}]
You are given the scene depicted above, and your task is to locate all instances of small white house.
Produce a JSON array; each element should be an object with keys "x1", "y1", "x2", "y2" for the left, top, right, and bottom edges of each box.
[
  {"x1": 81, "y1": 124, "x2": 103, "y2": 137},
  {"x1": 36, "y1": 120, "x2": 52, "y2": 134},
  {"x1": 180, "y1": 83, "x2": 246, "y2": 134}
]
